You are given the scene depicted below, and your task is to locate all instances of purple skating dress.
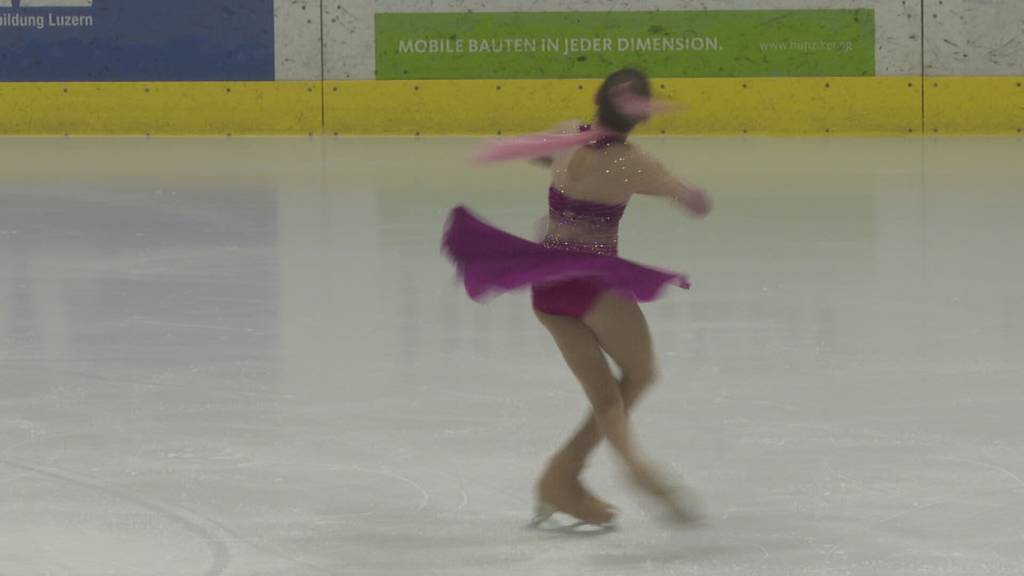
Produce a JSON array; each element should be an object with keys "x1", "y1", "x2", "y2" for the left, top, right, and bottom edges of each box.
[{"x1": 442, "y1": 132, "x2": 690, "y2": 318}]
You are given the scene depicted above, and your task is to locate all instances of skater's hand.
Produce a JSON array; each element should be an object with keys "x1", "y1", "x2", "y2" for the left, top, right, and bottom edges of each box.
[{"x1": 677, "y1": 185, "x2": 711, "y2": 218}]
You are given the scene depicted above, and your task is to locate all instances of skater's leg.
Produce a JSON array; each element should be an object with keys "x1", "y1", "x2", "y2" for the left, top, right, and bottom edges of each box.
[
  {"x1": 581, "y1": 292, "x2": 704, "y2": 522},
  {"x1": 535, "y1": 309, "x2": 644, "y2": 485},
  {"x1": 535, "y1": 299, "x2": 655, "y2": 517},
  {"x1": 533, "y1": 310, "x2": 621, "y2": 524},
  {"x1": 547, "y1": 294, "x2": 656, "y2": 464}
]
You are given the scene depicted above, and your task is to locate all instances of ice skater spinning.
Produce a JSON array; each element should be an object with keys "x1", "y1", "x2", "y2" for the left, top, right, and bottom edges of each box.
[{"x1": 443, "y1": 68, "x2": 711, "y2": 528}]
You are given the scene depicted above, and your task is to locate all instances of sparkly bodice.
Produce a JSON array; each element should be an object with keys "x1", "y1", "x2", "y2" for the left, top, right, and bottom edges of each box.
[
  {"x1": 542, "y1": 187, "x2": 626, "y2": 256},
  {"x1": 540, "y1": 124, "x2": 632, "y2": 256}
]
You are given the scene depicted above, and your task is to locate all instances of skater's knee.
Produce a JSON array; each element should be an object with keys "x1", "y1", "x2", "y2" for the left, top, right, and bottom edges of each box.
[
  {"x1": 625, "y1": 360, "x2": 657, "y2": 390},
  {"x1": 589, "y1": 385, "x2": 625, "y2": 416}
]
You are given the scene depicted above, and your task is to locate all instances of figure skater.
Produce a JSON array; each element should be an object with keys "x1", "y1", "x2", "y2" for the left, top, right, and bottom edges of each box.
[{"x1": 443, "y1": 68, "x2": 711, "y2": 526}]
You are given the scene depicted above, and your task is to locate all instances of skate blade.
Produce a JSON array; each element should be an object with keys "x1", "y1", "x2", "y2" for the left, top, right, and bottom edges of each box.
[
  {"x1": 528, "y1": 502, "x2": 618, "y2": 535},
  {"x1": 529, "y1": 501, "x2": 556, "y2": 527}
]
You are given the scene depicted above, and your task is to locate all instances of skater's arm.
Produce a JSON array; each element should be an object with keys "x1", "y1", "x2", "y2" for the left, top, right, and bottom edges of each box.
[
  {"x1": 663, "y1": 180, "x2": 712, "y2": 217},
  {"x1": 629, "y1": 150, "x2": 711, "y2": 217}
]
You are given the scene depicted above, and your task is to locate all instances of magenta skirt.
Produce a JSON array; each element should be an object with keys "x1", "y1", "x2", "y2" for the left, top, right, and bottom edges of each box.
[{"x1": 442, "y1": 206, "x2": 689, "y2": 318}]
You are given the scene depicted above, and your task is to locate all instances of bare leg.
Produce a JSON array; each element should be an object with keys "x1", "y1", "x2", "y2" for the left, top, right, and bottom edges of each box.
[
  {"x1": 532, "y1": 301, "x2": 651, "y2": 520},
  {"x1": 548, "y1": 292, "x2": 657, "y2": 466},
  {"x1": 532, "y1": 310, "x2": 622, "y2": 524},
  {"x1": 537, "y1": 293, "x2": 702, "y2": 523},
  {"x1": 583, "y1": 293, "x2": 704, "y2": 522},
  {"x1": 534, "y1": 298, "x2": 656, "y2": 518}
]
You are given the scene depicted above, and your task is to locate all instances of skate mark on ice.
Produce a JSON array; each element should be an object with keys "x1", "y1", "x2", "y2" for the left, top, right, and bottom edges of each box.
[
  {"x1": 878, "y1": 501, "x2": 945, "y2": 525},
  {"x1": 0, "y1": 457, "x2": 231, "y2": 576},
  {"x1": 940, "y1": 456, "x2": 1024, "y2": 490},
  {"x1": 333, "y1": 465, "x2": 432, "y2": 512}
]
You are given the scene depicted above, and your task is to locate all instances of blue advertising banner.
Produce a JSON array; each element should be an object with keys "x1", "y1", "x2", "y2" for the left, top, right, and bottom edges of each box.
[{"x1": 0, "y1": 0, "x2": 274, "y2": 81}]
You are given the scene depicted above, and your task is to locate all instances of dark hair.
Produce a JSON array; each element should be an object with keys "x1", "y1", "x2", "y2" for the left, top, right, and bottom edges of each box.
[{"x1": 595, "y1": 68, "x2": 652, "y2": 134}]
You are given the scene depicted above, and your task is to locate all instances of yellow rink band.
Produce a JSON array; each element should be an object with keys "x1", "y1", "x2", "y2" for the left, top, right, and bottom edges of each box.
[{"x1": 0, "y1": 77, "x2": 1020, "y2": 135}]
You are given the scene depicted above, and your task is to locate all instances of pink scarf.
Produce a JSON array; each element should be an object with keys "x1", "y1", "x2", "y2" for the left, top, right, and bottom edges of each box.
[{"x1": 475, "y1": 92, "x2": 674, "y2": 163}]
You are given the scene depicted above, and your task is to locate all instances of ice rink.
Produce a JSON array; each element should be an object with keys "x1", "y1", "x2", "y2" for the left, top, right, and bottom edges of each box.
[{"x1": 2, "y1": 136, "x2": 1022, "y2": 575}]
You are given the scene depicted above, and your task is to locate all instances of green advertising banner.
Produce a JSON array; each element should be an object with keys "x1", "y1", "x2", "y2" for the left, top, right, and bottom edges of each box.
[{"x1": 376, "y1": 10, "x2": 875, "y2": 79}]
